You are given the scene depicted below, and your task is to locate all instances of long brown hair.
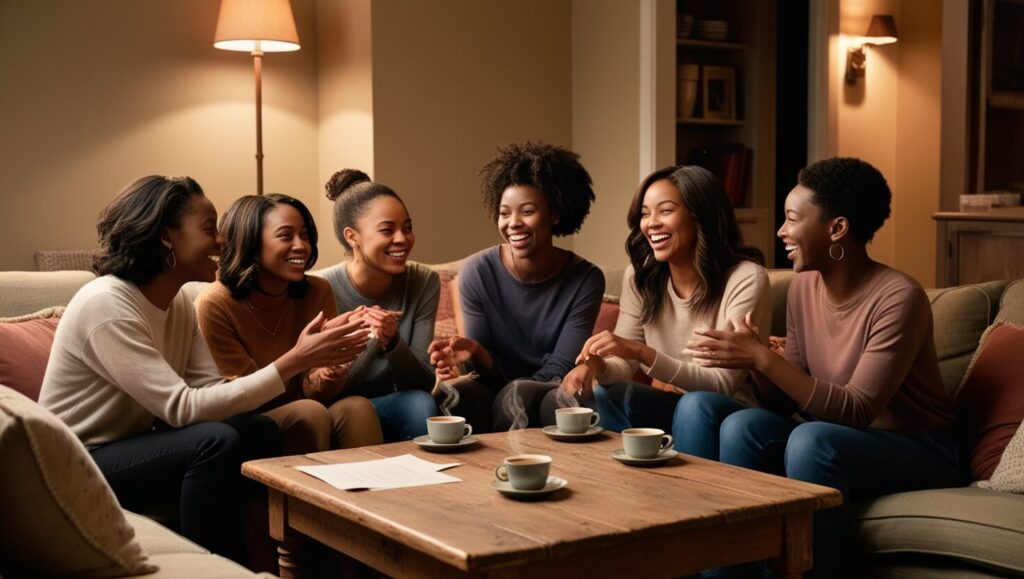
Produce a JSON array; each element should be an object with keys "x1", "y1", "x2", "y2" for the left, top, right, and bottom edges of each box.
[{"x1": 626, "y1": 166, "x2": 763, "y2": 324}]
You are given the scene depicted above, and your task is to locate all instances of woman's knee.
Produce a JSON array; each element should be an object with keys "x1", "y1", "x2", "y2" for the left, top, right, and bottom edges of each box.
[
  {"x1": 674, "y1": 391, "x2": 734, "y2": 425},
  {"x1": 784, "y1": 422, "x2": 843, "y2": 478}
]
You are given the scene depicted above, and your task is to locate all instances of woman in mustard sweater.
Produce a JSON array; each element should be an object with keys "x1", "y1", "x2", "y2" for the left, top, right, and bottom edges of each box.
[{"x1": 196, "y1": 193, "x2": 383, "y2": 453}]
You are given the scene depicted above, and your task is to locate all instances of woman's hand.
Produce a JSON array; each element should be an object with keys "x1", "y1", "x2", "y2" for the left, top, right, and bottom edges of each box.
[
  {"x1": 577, "y1": 331, "x2": 654, "y2": 367},
  {"x1": 768, "y1": 336, "x2": 786, "y2": 356},
  {"x1": 276, "y1": 312, "x2": 370, "y2": 382},
  {"x1": 687, "y1": 312, "x2": 769, "y2": 371},
  {"x1": 354, "y1": 306, "x2": 402, "y2": 350},
  {"x1": 561, "y1": 362, "x2": 598, "y2": 401},
  {"x1": 428, "y1": 335, "x2": 481, "y2": 380}
]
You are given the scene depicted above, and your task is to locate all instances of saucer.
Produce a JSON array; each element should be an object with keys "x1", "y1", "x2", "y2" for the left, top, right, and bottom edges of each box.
[
  {"x1": 610, "y1": 448, "x2": 679, "y2": 467},
  {"x1": 412, "y1": 435, "x2": 478, "y2": 452},
  {"x1": 491, "y1": 476, "x2": 568, "y2": 500},
  {"x1": 541, "y1": 425, "x2": 604, "y2": 441}
]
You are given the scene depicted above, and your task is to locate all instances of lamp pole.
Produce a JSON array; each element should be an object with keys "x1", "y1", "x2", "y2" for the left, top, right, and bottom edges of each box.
[{"x1": 253, "y1": 49, "x2": 264, "y2": 195}]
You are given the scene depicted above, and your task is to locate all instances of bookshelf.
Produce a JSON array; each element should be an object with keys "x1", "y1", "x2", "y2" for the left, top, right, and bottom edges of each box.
[{"x1": 675, "y1": 0, "x2": 777, "y2": 265}]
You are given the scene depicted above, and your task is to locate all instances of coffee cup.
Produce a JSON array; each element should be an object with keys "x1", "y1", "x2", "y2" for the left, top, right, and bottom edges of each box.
[
  {"x1": 622, "y1": 428, "x2": 673, "y2": 459},
  {"x1": 426, "y1": 416, "x2": 472, "y2": 444},
  {"x1": 555, "y1": 407, "x2": 600, "y2": 434},
  {"x1": 494, "y1": 454, "x2": 551, "y2": 491}
]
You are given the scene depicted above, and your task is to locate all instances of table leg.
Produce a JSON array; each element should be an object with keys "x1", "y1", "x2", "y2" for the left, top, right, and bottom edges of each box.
[
  {"x1": 268, "y1": 488, "x2": 304, "y2": 579},
  {"x1": 767, "y1": 511, "x2": 813, "y2": 579}
]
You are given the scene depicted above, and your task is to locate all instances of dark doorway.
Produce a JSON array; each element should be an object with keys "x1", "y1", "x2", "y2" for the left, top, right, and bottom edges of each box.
[{"x1": 774, "y1": 0, "x2": 809, "y2": 267}]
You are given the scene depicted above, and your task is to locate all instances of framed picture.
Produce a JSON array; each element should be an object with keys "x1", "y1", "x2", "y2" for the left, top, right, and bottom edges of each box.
[{"x1": 701, "y1": 66, "x2": 736, "y2": 120}]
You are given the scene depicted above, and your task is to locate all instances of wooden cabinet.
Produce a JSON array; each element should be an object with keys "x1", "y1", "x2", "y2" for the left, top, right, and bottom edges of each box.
[
  {"x1": 675, "y1": 0, "x2": 777, "y2": 265},
  {"x1": 934, "y1": 209, "x2": 1024, "y2": 286}
]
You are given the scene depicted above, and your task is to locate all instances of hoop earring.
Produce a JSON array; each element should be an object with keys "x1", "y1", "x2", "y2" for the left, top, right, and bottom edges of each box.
[
  {"x1": 829, "y1": 242, "x2": 845, "y2": 261},
  {"x1": 165, "y1": 249, "x2": 177, "y2": 270}
]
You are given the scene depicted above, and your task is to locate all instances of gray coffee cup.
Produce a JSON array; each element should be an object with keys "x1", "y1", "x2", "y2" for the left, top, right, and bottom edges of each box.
[
  {"x1": 494, "y1": 454, "x2": 551, "y2": 490},
  {"x1": 555, "y1": 407, "x2": 600, "y2": 434},
  {"x1": 426, "y1": 416, "x2": 472, "y2": 444},
  {"x1": 622, "y1": 428, "x2": 673, "y2": 459}
]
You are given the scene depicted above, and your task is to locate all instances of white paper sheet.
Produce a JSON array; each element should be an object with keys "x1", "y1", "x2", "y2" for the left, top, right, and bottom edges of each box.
[{"x1": 296, "y1": 454, "x2": 463, "y2": 491}]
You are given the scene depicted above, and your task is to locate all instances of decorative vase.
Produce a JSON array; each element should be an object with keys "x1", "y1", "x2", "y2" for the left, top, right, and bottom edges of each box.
[{"x1": 677, "y1": 64, "x2": 700, "y2": 119}]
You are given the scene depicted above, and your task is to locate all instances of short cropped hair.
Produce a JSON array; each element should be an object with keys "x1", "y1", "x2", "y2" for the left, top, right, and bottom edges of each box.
[{"x1": 798, "y1": 157, "x2": 892, "y2": 245}]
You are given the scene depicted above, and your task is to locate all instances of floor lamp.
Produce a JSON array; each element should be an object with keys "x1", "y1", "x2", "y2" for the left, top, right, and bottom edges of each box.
[{"x1": 214, "y1": 0, "x2": 300, "y2": 196}]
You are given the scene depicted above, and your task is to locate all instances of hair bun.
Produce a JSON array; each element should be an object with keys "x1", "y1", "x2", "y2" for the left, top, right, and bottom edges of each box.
[{"x1": 326, "y1": 169, "x2": 371, "y2": 201}]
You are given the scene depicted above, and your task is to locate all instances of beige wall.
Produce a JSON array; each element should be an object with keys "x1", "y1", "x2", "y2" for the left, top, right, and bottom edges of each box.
[
  {"x1": 315, "y1": 0, "x2": 375, "y2": 267},
  {"x1": 369, "y1": 0, "x2": 573, "y2": 265},
  {"x1": 0, "y1": 0, "x2": 321, "y2": 271},
  {"x1": 834, "y1": 0, "x2": 941, "y2": 285},
  {"x1": 571, "y1": 0, "x2": 642, "y2": 270}
]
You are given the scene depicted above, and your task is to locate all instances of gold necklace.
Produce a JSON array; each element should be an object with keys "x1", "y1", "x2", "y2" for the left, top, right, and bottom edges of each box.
[{"x1": 247, "y1": 298, "x2": 287, "y2": 336}]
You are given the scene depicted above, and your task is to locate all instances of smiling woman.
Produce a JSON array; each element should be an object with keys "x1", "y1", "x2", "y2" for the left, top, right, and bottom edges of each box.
[
  {"x1": 195, "y1": 194, "x2": 382, "y2": 455},
  {"x1": 37, "y1": 176, "x2": 364, "y2": 561},
  {"x1": 559, "y1": 165, "x2": 769, "y2": 447},
  {"x1": 317, "y1": 170, "x2": 442, "y2": 442},
  {"x1": 426, "y1": 142, "x2": 605, "y2": 433}
]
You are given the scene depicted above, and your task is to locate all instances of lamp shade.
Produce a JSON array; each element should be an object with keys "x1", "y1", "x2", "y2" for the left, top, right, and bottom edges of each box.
[
  {"x1": 214, "y1": 0, "x2": 300, "y2": 52},
  {"x1": 864, "y1": 14, "x2": 898, "y2": 46}
]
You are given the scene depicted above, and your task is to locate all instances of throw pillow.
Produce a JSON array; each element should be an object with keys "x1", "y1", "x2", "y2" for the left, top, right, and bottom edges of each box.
[
  {"x1": 0, "y1": 306, "x2": 65, "y2": 401},
  {"x1": 434, "y1": 269, "x2": 458, "y2": 339},
  {"x1": 975, "y1": 419, "x2": 1024, "y2": 494},
  {"x1": 954, "y1": 322, "x2": 1024, "y2": 481},
  {"x1": 0, "y1": 385, "x2": 156, "y2": 577}
]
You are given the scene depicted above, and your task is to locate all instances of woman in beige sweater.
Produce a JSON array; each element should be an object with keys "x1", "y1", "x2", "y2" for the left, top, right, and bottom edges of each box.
[
  {"x1": 196, "y1": 193, "x2": 383, "y2": 453},
  {"x1": 40, "y1": 176, "x2": 366, "y2": 560}
]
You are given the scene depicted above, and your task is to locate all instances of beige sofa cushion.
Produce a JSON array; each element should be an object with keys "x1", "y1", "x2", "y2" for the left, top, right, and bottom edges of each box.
[
  {"x1": 852, "y1": 486, "x2": 1024, "y2": 575},
  {"x1": 0, "y1": 385, "x2": 155, "y2": 578},
  {"x1": 0, "y1": 270, "x2": 95, "y2": 317},
  {"x1": 927, "y1": 281, "x2": 1005, "y2": 396}
]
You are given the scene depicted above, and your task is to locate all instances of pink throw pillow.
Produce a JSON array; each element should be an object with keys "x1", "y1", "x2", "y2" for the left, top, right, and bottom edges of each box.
[
  {"x1": 0, "y1": 309, "x2": 63, "y2": 401},
  {"x1": 955, "y1": 323, "x2": 1024, "y2": 481}
]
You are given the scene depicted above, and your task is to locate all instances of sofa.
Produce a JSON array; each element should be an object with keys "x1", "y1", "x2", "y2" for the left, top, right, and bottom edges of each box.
[{"x1": 2, "y1": 265, "x2": 1022, "y2": 577}]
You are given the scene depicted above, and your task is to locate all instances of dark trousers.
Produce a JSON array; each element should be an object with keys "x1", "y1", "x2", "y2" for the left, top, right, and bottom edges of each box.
[
  {"x1": 89, "y1": 414, "x2": 281, "y2": 561},
  {"x1": 492, "y1": 379, "x2": 565, "y2": 431}
]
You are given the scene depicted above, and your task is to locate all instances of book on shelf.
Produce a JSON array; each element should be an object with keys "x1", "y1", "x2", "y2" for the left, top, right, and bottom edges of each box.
[{"x1": 686, "y1": 144, "x2": 751, "y2": 208}]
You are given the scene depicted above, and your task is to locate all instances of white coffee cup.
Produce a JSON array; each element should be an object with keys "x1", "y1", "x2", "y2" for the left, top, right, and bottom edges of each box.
[
  {"x1": 426, "y1": 416, "x2": 472, "y2": 444},
  {"x1": 555, "y1": 407, "x2": 600, "y2": 434},
  {"x1": 622, "y1": 428, "x2": 673, "y2": 459},
  {"x1": 494, "y1": 454, "x2": 551, "y2": 491}
]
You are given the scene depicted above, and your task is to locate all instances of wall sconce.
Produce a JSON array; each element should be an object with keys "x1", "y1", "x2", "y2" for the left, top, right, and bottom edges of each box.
[
  {"x1": 214, "y1": 0, "x2": 301, "y2": 196},
  {"x1": 845, "y1": 15, "x2": 898, "y2": 84}
]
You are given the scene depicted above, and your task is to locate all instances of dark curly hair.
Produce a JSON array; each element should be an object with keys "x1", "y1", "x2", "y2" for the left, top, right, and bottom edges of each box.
[
  {"x1": 798, "y1": 157, "x2": 892, "y2": 245},
  {"x1": 627, "y1": 166, "x2": 763, "y2": 324},
  {"x1": 478, "y1": 142, "x2": 595, "y2": 236},
  {"x1": 218, "y1": 193, "x2": 318, "y2": 299},
  {"x1": 325, "y1": 169, "x2": 406, "y2": 253},
  {"x1": 94, "y1": 175, "x2": 204, "y2": 285}
]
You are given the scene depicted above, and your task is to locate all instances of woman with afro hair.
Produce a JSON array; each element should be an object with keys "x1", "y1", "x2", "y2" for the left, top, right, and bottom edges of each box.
[
  {"x1": 685, "y1": 157, "x2": 966, "y2": 573},
  {"x1": 428, "y1": 142, "x2": 605, "y2": 431}
]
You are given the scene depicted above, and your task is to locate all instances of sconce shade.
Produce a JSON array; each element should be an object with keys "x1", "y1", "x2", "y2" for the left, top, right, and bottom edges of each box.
[
  {"x1": 214, "y1": 0, "x2": 300, "y2": 53},
  {"x1": 864, "y1": 15, "x2": 898, "y2": 46}
]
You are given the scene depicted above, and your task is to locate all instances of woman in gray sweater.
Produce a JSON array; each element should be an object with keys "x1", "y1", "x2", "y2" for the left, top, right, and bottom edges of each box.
[{"x1": 318, "y1": 169, "x2": 440, "y2": 441}]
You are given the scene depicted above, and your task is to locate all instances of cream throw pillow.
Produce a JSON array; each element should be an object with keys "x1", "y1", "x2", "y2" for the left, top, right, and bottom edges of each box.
[
  {"x1": 976, "y1": 420, "x2": 1024, "y2": 494},
  {"x1": 0, "y1": 385, "x2": 156, "y2": 577}
]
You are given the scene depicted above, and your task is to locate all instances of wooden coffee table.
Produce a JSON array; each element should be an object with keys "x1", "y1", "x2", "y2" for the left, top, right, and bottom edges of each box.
[{"x1": 242, "y1": 429, "x2": 841, "y2": 578}]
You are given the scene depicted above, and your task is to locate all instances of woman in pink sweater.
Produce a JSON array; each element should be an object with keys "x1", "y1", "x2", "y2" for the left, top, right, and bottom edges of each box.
[{"x1": 685, "y1": 158, "x2": 966, "y2": 574}]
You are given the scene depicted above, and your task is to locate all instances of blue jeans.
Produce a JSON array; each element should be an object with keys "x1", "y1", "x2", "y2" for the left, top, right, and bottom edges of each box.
[
  {"x1": 674, "y1": 391, "x2": 748, "y2": 458},
  {"x1": 89, "y1": 414, "x2": 281, "y2": 560},
  {"x1": 371, "y1": 389, "x2": 438, "y2": 441},
  {"x1": 592, "y1": 382, "x2": 680, "y2": 433},
  {"x1": 718, "y1": 407, "x2": 968, "y2": 573}
]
